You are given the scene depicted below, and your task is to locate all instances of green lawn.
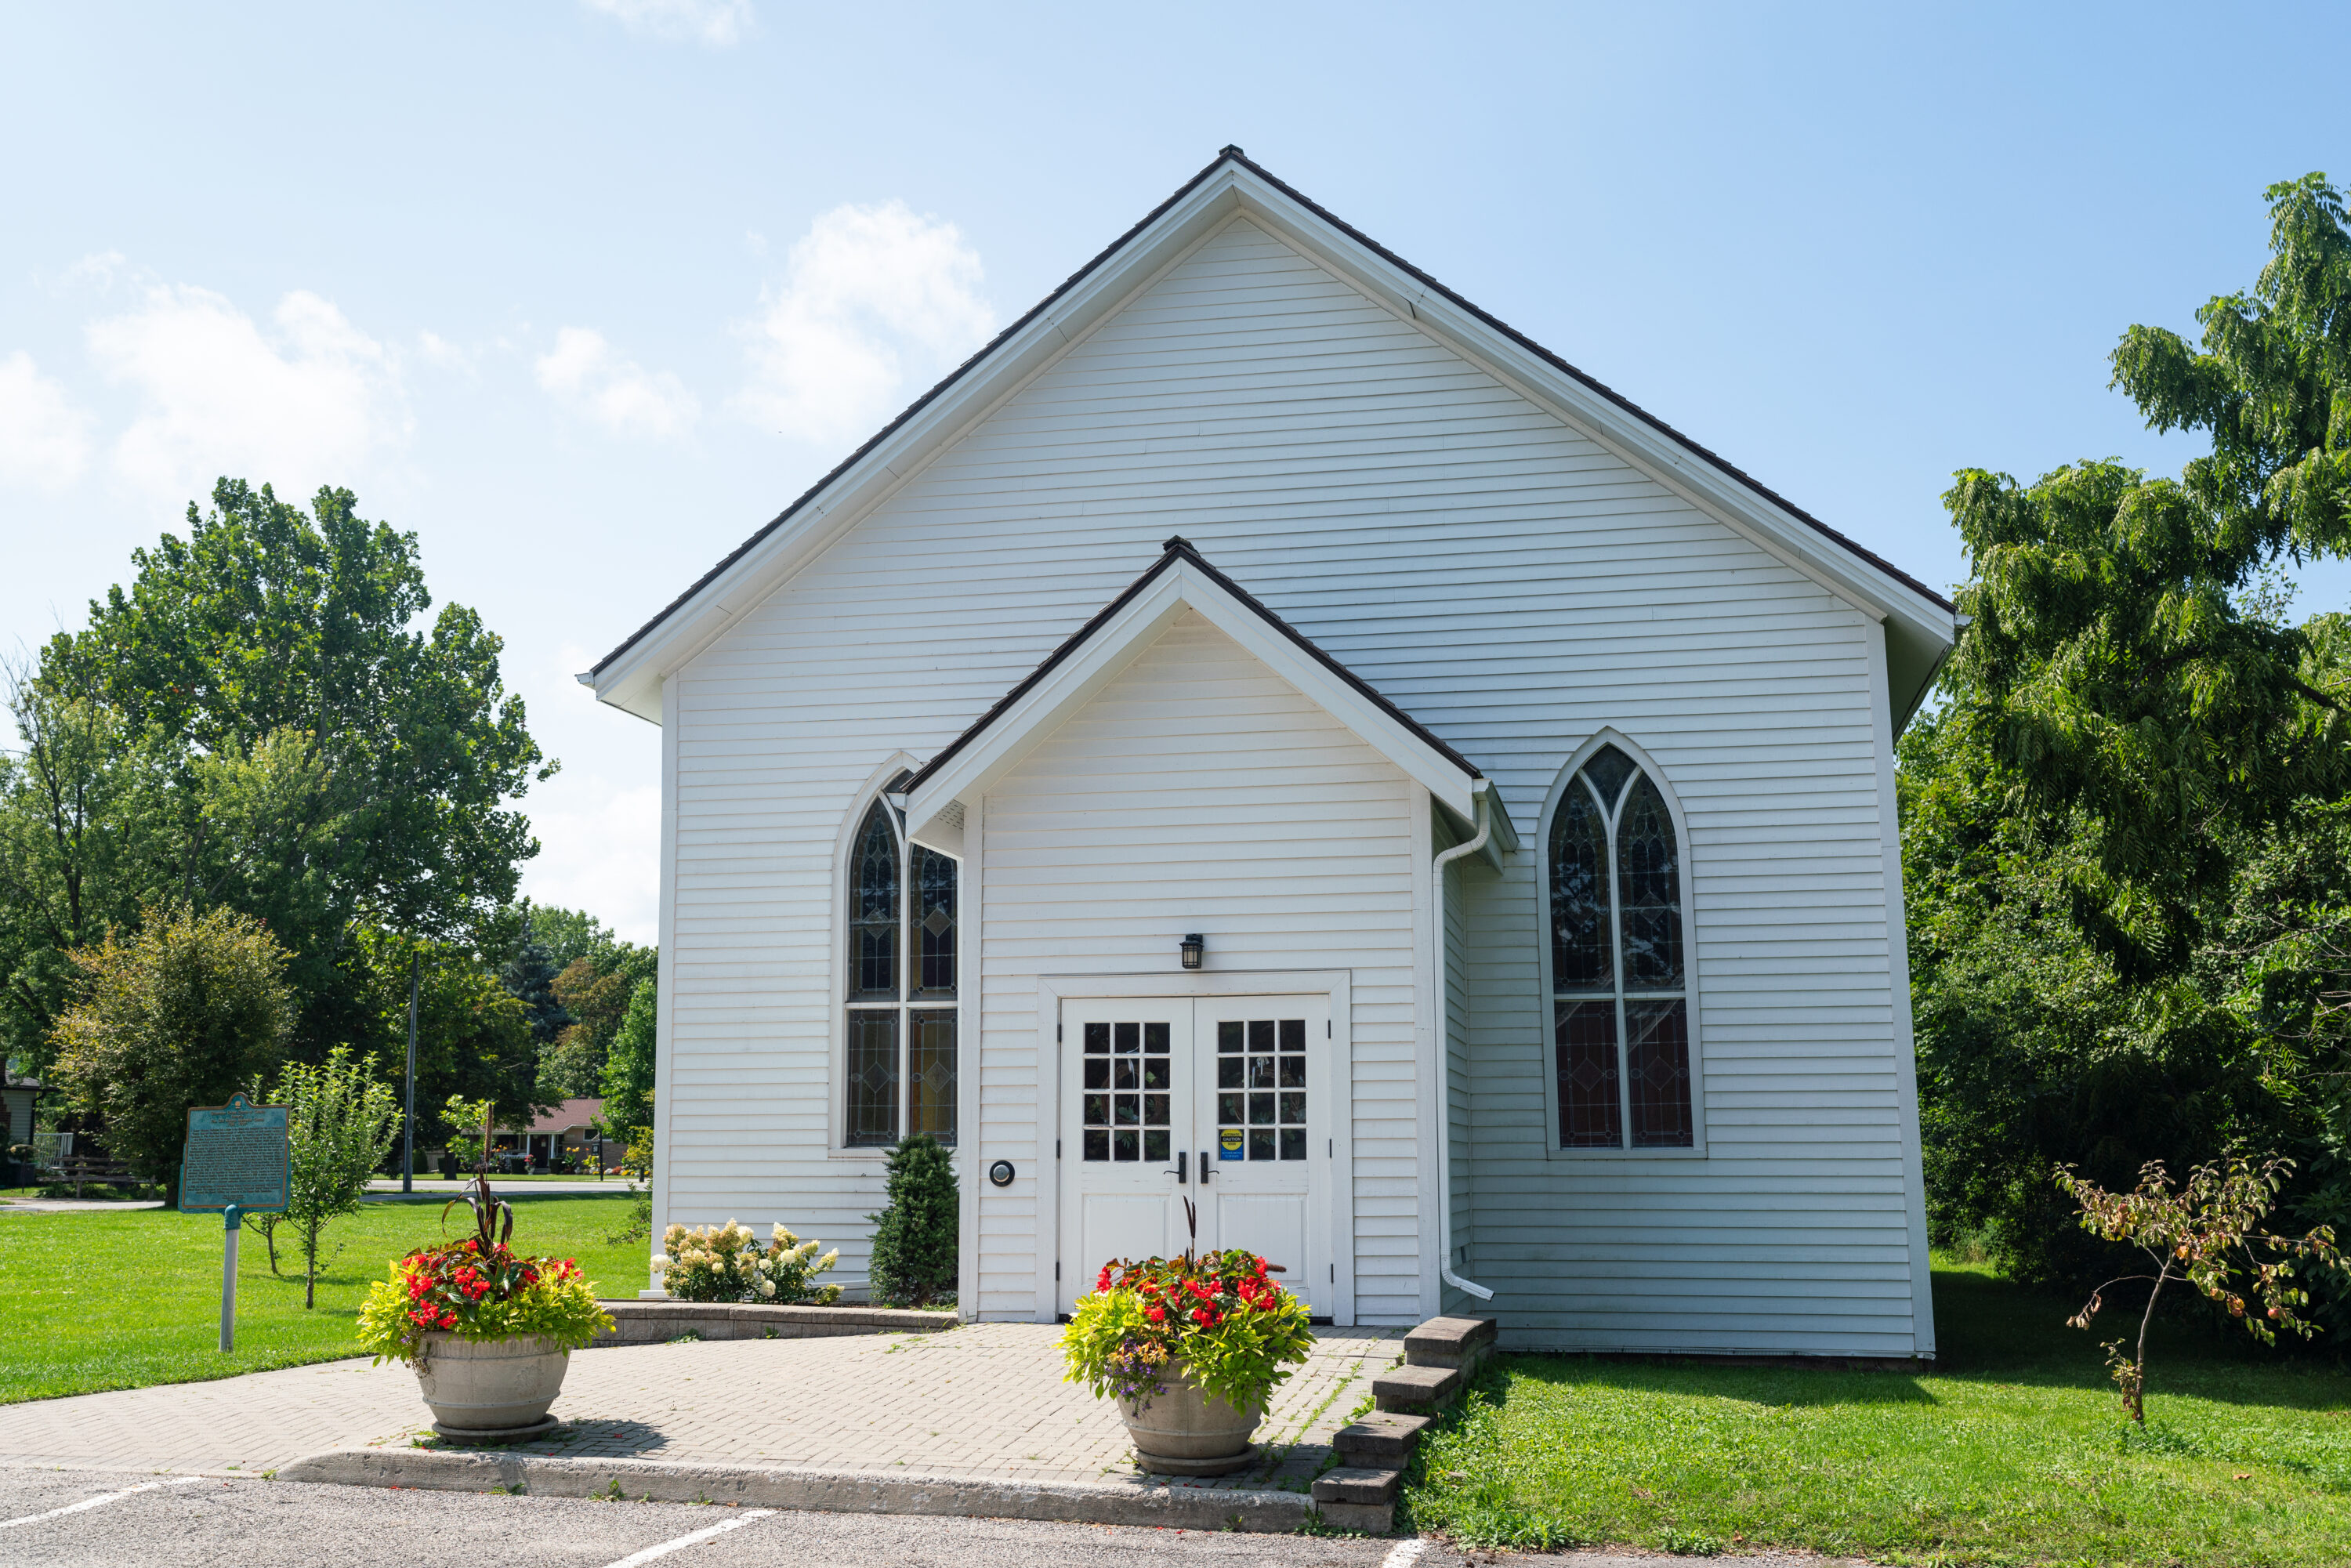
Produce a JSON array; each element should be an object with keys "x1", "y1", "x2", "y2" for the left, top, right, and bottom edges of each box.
[
  {"x1": 0, "y1": 1195, "x2": 649, "y2": 1405},
  {"x1": 1405, "y1": 1258, "x2": 2351, "y2": 1566}
]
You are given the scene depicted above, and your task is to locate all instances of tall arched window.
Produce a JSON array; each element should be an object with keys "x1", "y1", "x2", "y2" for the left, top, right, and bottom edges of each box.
[
  {"x1": 1546, "y1": 741, "x2": 1693, "y2": 1150},
  {"x1": 843, "y1": 784, "x2": 958, "y2": 1148}
]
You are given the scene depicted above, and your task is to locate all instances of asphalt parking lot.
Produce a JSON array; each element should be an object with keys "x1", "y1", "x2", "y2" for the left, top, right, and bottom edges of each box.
[{"x1": 0, "y1": 1468, "x2": 1402, "y2": 1568}]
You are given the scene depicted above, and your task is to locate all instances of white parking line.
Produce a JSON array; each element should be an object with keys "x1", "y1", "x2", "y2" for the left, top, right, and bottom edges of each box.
[
  {"x1": 1379, "y1": 1538, "x2": 1427, "y2": 1568},
  {"x1": 1, "y1": 1476, "x2": 208, "y2": 1530},
  {"x1": 598, "y1": 1509, "x2": 777, "y2": 1567}
]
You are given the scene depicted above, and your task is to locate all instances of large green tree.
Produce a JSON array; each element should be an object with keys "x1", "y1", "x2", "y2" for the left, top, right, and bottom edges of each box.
[
  {"x1": 1908, "y1": 173, "x2": 2351, "y2": 1307},
  {"x1": 49, "y1": 904, "x2": 295, "y2": 1200},
  {"x1": 33, "y1": 479, "x2": 552, "y2": 1045}
]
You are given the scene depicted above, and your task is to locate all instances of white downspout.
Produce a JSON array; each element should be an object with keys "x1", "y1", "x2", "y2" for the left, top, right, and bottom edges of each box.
[{"x1": 1432, "y1": 782, "x2": 1495, "y2": 1303}]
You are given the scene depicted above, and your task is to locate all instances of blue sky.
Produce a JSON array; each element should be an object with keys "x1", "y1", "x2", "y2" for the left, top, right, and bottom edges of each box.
[{"x1": 1, "y1": 1, "x2": 2339, "y2": 941}]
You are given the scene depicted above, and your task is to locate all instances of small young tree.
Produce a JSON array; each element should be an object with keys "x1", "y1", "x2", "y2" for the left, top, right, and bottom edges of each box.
[
  {"x1": 264, "y1": 1046, "x2": 402, "y2": 1307},
  {"x1": 442, "y1": 1093, "x2": 495, "y2": 1172},
  {"x1": 2056, "y1": 1153, "x2": 2342, "y2": 1424},
  {"x1": 49, "y1": 904, "x2": 293, "y2": 1203},
  {"x1": 866, "y1": 1133, "x2": 957, "y2": 1308}
]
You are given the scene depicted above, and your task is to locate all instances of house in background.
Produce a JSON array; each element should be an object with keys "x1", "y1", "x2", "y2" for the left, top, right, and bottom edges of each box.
[
  {"x1": 489, "y1": 1099, "x2": 625, "y2": 1174},
  {"x1": 2, "y1": 1071, "x2": 39, "y2": 1154},
  {"x1": 584, "y1": 149, "x2": 1954, "y2": 1357}
]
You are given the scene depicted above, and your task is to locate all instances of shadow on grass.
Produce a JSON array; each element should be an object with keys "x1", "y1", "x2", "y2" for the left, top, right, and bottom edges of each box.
[
  {"x1": 1487, "y1": 1266, "x2": 2351, "y2": 1417},
  {"x1": 1932, "y1": 1263, "x2": 2351, "y2": 1409}
]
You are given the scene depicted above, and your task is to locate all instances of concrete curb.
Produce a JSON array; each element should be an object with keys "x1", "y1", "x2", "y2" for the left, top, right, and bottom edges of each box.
[{"x1": 277, "y1": 1449, "x2": 1323, "y2": 1533}]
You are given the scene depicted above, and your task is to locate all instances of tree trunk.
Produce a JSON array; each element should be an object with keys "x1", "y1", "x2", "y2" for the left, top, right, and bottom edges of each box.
[
  {"x1": 2128, "y1": 1262, "x2": 2170, "y2": 1425},
  {"x1": 304, "y1": 1216, "x2": 321, "y2": 1309}
]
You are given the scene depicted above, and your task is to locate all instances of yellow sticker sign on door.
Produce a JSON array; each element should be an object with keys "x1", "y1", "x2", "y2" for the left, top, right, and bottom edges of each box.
[{"x1": 1219, "y1": 1127, "x2": 1244, "y2": 1160}]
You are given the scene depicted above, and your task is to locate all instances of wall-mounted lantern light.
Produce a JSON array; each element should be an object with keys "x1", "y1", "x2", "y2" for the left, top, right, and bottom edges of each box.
[{"x1": 1180, "y1": 933, "x2": 1205, "y2": 970}]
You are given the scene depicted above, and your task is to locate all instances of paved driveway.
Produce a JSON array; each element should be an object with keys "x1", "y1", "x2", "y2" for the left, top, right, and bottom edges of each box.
[{"x1": 0, "y1": 1324, "x2": 1399, "y2": 1488}]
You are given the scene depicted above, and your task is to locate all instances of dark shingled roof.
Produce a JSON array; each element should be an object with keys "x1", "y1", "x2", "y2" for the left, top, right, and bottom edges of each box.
[
  {"x1": 901, "y1": 535, "x2": 1483, "y2": 795},
  {"x1": 592, "y1": 147, "x2": 1951, "y2": 679}
]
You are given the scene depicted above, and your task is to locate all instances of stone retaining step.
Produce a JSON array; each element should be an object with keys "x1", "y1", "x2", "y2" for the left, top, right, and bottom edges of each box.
[
  {"x1": 592, "y1": 1300, "x2": 958, "y2": 1346},
  {"x1": 1372, "y1": 1361, "x2": 1461, "y2": 1414},
  {"x1": 1311, "y1": 1465, "x2": 1400, "y2": 1505},
  {"x1": 1317, "y1": 1500, "x2": 1395, "y2": 1533},
  {"x1": 1403, "y1": 1315, "x2": 1498, "y2": 1369},
  {"x1": 1333, "y1": 1410, "x2": 1430, "y2": 1465}
]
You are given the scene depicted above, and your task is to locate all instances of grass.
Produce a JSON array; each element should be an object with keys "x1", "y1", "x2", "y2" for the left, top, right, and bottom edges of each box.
[
  {"x1": 0, "y1": 1194, "x2": 649, "y2": 1405},
  {"x1": 1404, "y1": 1257, "x2": 2351, "y2": 1566}
]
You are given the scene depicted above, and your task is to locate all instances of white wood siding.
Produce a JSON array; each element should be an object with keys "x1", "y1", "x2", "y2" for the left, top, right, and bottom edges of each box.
[
  {"x1": 661, "y1": 212, "x2": 1928, "y2": 1351},
  {"x1": 979, "y1": 610, "x2": 1417, "y2": 1320}
]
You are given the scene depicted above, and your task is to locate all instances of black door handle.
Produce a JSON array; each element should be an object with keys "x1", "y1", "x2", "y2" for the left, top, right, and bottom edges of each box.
[
  {"x1": 1197, "y1": 1149, "x2": 1214, "y2": 1181},
  {"x1": 1165, "y1": 1150, "x2": 1186, "y2": 1182}
]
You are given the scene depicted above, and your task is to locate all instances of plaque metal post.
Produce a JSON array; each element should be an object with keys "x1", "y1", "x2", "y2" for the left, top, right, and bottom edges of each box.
[{"x1": 220, "y1": 1204, "x2": 241, "y2": 1353}]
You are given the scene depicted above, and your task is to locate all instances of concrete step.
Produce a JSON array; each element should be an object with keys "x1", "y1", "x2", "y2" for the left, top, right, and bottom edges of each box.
[
  {"x1": 1403, "y1": 1315, "x2": 1498, "y2": 1369},
  {"x1": 1312, "y1": 1465, "x2": 1401, "y2": 1505},
  {"x1": 1372, "y1": 1361, "x2": 1461, "y2": 1413},
  {"x1": 1316, "y1": 1501, "x2": 1395, "y2": 1534},
  {"x1": 1333, "y1": 1410, "x2": 1430, "y2": 1465}
]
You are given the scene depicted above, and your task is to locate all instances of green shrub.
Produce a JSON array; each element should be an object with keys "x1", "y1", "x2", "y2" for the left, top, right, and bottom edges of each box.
[{"x1": 866, "y1": 1134, "x2": 956, "y2": 1307}]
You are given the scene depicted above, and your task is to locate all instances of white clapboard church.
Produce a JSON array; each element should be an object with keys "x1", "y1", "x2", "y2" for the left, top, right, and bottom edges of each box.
[{"x1": 585, "y1": 148, "x2": 1954, "y2": 1358}]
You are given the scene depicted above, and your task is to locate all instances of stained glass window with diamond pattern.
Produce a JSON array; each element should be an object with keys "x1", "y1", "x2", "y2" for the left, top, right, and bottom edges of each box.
[
  {"x1": 1548, "y1": 744, "x2": 1693, "y2": 1150},
  {"x1": 843, "y1": 787, "x2": 958, "y2": 1149}
]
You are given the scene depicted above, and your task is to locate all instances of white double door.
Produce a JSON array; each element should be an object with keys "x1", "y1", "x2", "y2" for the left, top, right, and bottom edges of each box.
[{"x1": 1057, "y1": 994, "x2": 1331, "y2": 1315}]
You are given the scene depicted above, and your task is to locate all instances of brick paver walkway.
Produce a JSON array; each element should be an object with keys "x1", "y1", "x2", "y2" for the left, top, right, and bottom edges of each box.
[{"x1": 0, "y1": 1324, "x2": 1402, "y2": 1490}]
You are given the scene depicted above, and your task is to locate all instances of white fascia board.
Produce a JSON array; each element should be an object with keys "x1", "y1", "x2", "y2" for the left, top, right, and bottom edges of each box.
[
  {"x1": 1221, "y1": 172, "x2": 1957, "y2": 657},
  {"x1": 584, "y1": 174, "x2": 1255, "y2": 724},
  {"x1": 902, "y1": 559, "x2": 1480, "y2": 848}
]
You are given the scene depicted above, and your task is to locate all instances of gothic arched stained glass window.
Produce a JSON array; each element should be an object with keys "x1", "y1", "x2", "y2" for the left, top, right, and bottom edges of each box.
[
  {"x1": 1546, "y1": 743, "x2": 1693, "y2": 1149},
  {"x1": 844, "y1": 782, "x2": 957, "y2": 1149}
]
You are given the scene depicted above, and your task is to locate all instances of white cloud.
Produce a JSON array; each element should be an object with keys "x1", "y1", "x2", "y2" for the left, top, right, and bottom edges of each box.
[
  {"x1": 0, "y1": 352, "x2": 95, "y2": 491},
  {"x1": 736, "y1": 201, "x2": 996, "y2": 446},
  {"x1": 536, "y1": 327, "x2": 700, "y2": 441},
  {"x1": 581, "y1": 0, "x2": 752, "y2": 46},
  {"x1": 86, "y1": 284, "x2": 408, "y2": 505},
  {"x1": 417, "y1": 330, "x2": 473, "y2": 371},
  {"x1": 518, "y1": 778, "x2": 661, "y2": 944}
]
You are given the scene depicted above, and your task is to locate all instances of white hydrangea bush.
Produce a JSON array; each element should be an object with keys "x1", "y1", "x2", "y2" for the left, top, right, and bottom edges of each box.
[{"x1": 661, "y1": 1219, "x2": 842, "y2": 1305}]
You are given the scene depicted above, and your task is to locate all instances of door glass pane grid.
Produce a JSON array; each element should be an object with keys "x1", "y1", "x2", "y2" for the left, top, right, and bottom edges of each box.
[
  {"x1": 1216, "y1": 1017, "x2": 1307, "y2": 1161},
  {"x1": 1082, "y1": 1019, "x2": 1171, "y2": 1162}
]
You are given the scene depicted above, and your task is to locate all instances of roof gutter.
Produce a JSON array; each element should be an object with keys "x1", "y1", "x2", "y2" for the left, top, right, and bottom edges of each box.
[{"x1": 1430, "y1": 781, "x2": 1496, "y2": 1304}]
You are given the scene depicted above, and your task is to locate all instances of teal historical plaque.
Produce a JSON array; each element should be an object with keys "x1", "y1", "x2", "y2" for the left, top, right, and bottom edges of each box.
[{"x1": 179, "y1": 1093, "x2": 290, "y2": 1213}]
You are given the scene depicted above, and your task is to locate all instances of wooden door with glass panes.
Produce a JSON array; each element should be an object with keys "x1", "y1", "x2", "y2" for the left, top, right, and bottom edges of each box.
[
  {"x1": 1190, "y1": 994, "x2": 1328, "y2": 1313},
  {"x1": 1057, "y1": 998, "x2": 1194, "y2": 1309}
]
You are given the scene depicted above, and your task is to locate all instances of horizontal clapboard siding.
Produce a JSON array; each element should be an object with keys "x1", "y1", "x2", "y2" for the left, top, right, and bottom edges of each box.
[
  {"x1": 981, "y1": 610, "x2": 1418, "y2": 1321},
  {"x1": 660, "y1": 212, "x2": 1925, "y2": 1349}
]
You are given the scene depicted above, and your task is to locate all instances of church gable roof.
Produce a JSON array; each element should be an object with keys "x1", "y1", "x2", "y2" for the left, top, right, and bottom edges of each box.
[
  {"x1": 585, "y1": 147, "x2": 1955, "y2": 725},
  {"x1": 897, "y1": 536, "x2": 1501, "y2": 853}
]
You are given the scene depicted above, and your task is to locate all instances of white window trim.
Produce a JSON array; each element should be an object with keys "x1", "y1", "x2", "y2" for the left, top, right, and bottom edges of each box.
[
  {"x1": 1534, "y1": 730, "x2": 1708, "y2": 1159},
  {"x1": 828, "y1": 754, "x2": 965, "y2": 1158}
]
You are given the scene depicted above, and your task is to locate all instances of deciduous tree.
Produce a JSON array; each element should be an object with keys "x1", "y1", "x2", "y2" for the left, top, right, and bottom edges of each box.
[{"x1": 49, "y1": 904, "x2": 293, "y2": 1200}]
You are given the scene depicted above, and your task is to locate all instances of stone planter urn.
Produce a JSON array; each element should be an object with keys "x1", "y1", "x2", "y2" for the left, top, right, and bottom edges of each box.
[
  {"x1": 1118, "y1": 1359, "x2": 1263, "y2": 1476},
  {"x1": 413, "y1": 1332, "x2": 571, "y2": 1439}
]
